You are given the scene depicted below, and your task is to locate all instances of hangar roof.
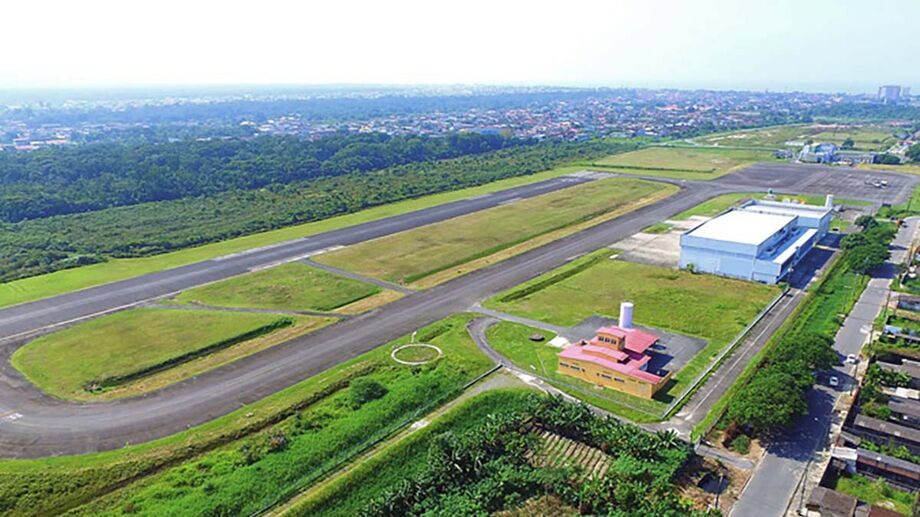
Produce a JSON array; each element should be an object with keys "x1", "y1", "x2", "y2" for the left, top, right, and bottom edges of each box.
[
  {"x1": 740, "y1": 200, "x2": 831, "y2": 220},
  {"x1": 686, "y1": 210, "x2": 795, "y2": 246}
]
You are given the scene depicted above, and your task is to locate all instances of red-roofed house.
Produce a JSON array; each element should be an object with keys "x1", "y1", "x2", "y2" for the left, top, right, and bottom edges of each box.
[{"x1": 557, "y1": 303, "x2": 670, "y2": 399}]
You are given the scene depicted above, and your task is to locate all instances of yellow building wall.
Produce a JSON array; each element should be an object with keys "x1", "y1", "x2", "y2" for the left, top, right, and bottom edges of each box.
[{"x1": 557, "y1": 358, "x2": 669, "y2": 399}]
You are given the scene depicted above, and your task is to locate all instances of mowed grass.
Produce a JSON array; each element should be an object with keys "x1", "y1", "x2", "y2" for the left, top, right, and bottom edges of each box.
[
  {"x1": 484, "y1": 254, "x2": 779, "y2": 418},
  {"x1": 315, "y1": 177, "x2": 671, "y2": 285},
  {"x1": 0, "y1": 165, "x2": 587, "y2": 309},
  {"x1": 19, "y1": 314, "x2": 494, "y2": 517},
  {"x1": 175, "y1": 263, "x2": 380, "y2": 312},
  {"x1": 11, "y1": 308, "x2": 293, "y2": 399},
  {"x1": 588, "y1": 146, "x2": 773, "y2": 180}
]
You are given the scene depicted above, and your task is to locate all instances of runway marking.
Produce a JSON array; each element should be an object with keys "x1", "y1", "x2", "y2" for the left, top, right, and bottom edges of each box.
[
  {"x1": 211, "y1": 238, "x2": 308, "y2": 261},
  {"x1": 0, "y1": 411, "x2": 23, "y2": 421},
  {"x1": 247, "y1": 249, "x2": 338, "y2": 272}
]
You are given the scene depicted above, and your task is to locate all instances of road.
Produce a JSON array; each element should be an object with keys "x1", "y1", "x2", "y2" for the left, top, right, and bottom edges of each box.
[
  {"x1": 0, "y1": 162, "x2": 916, "y2": 458},
  {"x1": 729, "y1": 216, "x2": 920, "y2": 517}
]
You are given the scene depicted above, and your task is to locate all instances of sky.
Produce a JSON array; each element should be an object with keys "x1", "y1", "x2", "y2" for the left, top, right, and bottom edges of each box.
[{"x1": 2, "y1": 0, "x2": 918, "y2": 94}]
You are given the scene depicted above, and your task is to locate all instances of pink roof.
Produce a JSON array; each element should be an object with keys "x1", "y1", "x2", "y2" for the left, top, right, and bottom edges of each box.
[
  {"x1": 581, "y1": 343, "x2": 628, "y2": 362},
  {"x1": 559, "y1": 344, "x2": 663, "y2": 384},
  {"x1": 596, "y1": 325, "x2": 658, "y2": 354}
]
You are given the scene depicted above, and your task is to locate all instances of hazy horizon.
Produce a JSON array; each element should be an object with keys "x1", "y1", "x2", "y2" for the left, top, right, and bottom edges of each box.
[{"x1": 3, "y1": 0, "x2": 918, "y2": 95}]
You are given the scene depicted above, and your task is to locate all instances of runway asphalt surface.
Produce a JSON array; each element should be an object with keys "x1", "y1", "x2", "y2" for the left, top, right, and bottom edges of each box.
[{"x1": 0, "y1": 162, "x2": 916, "y2": 458}]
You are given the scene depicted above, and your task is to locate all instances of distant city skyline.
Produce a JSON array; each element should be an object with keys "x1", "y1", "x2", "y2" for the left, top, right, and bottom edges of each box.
[{"x1": 3, "y1": 0, "x2": 918, "y2": 94}]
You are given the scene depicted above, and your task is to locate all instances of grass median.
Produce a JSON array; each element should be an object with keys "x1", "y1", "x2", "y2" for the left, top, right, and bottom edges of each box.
[
  {"x1": 314, "y1": 177, "x2": 674, "y2": 286},
  {"x1": 11, "y1": 308, "x2": 328, "y2": 400},
  {"x1": 174, "y1": 262, "x2": 382, "y2": 312}
]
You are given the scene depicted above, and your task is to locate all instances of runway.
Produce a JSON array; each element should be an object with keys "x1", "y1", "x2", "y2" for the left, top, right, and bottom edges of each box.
[
  {"x1": 0, "y1": 162, "x2": 915, "y2": 458},
  {"x1": 0, "y1": 174, "x2": 592, "y2": 343}
]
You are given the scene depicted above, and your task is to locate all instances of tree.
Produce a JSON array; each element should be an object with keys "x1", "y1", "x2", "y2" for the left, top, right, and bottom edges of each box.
[
  {"x1": 854, "y1": 215, "x2": 878, "y2": 230},
  {"x1": 907, "y1": 143, "x2": 920, "y2": 162},
  {"x1": 841, "y1": 232, "x2": 869, "y2": 250},
  {"x1": 727, "y1": 367, "x2": 809, "y2": 434},
  {"x1": 845, "y1": 242, "x2": 890, "y2": 274},
  {"x1": 875, "y1": 153, "x2": 901, "y2": 165},
  {"x1": 842, "y1": 137, "x2": 855, "y2": 150}
]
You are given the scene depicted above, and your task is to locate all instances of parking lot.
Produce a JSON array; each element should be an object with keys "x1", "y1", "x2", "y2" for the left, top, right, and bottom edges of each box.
[{"x1": 563, "y1": 315, "x2": 708, "y2": 377}]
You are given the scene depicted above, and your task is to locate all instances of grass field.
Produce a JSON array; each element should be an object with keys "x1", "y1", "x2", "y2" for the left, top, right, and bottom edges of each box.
[
  {"x1": 0, "y1": 165, "x2": 589, "y2": 310},
  {"x1": 833, "y1": 474, "x2": 916, "y2": 515},
  {"x1": 858, "y1": 162, "x2": 920, "y2": 175},
  {"x1": 643, "y1": 222, "x2": 673, "y2": 234},
  {"x1": 288, "y1": 389, "x2": 534, "y2": 517},
  {"x1": 11, "y1": 308, "x2": 301, "y2": 400},
  {"x1": 588, "y1": 146, "x2": 774, "y2": 180},
  {"x1": 175, "y1": 263, "x2": 381, "y2": 312},
  {"x1": 315, "y1": 178, "x2": 673, "y2": 285},
  {"x1": 484, "y1": 253, "x2": 779, "y2": 418},
  {"x1": 697, "y1": 123, "x2": 902, "y2": 151},
  {"x1": 0, "y1": 314, "x2": 494, "y2": 516}
]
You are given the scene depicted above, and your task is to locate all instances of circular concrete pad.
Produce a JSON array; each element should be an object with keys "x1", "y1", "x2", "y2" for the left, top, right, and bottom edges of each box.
[{"x1": 391, "y1": 343, "x2": 443, "y2": 365}]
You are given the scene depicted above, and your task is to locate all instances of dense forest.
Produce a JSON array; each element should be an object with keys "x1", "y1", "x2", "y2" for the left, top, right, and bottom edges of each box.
[
  {"x1": 0, "y1": 139, "x2": 635, "y2": 282},
  {"x1": 0, "y1": 132, "x2": 521, "y2": 222}
]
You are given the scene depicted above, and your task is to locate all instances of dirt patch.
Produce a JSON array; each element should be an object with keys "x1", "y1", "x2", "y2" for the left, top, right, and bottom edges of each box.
[
  {"x1": 611, "y1": 218, "x2": 701, "y2": 268},
  {"x1": 677, "y1": 455, "x2": 752, "y2": 515}
]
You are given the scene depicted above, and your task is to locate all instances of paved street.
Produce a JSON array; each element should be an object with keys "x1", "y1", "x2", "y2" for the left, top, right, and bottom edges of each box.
[{"x1": 730, "y1": 217, "x2": 919, "y2": 517}]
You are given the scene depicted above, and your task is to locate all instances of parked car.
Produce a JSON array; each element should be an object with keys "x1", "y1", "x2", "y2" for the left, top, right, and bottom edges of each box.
[
  {"x1": 829, "y1": 376, "x2": 839, "y2": 387},
  {"x1": 845, "y1": 354, "x2": 858, "y2": 364}
]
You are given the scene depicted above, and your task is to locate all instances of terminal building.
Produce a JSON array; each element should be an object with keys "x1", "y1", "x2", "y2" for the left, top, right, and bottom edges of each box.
[{"x1": 678, "y1": 197, "x2": 833, "y2": 284}]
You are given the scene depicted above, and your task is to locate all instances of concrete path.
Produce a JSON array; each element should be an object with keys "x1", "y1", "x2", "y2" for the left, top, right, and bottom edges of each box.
[
  {"x1": 300, "y1": 258, "x2": 415, "y2": 294},
  {"x1": 469, "y1": 305, "x2": 570, "y2": 338},
  {"x1": 696, "y1": 443, "x2": 756, "y2": 470},
  {"x1": 730, "y1": 217, "x2": 920, "y2": 517}
]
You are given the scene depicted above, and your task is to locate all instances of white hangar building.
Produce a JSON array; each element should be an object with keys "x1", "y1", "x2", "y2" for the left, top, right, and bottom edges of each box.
[{"x1": 679, "y1": 197, "x2": 833, "y2": 284}]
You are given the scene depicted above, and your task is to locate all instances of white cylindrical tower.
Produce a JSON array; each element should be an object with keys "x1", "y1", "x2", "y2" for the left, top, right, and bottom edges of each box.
[
  {"x1": 825, "y1": 194, "x2": 834, "y2": 209},
  {"x1": 619, "y1": 302, "x2": 634, "y2": 329}
]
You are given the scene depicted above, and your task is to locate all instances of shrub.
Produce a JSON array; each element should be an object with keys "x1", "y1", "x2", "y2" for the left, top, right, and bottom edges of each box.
[
  {"x1": 730, "y1": 434, "x2": 751, "y2": 455},
  {"x1": 348, "y1": 378, "x2": 388, "y2": 408}
]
